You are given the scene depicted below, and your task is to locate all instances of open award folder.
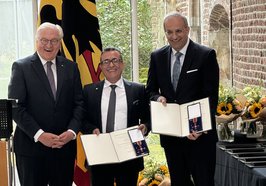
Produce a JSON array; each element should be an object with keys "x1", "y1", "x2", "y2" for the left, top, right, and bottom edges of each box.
[
  {"x1": 80, "y1": 126, "x2": 149, "y2": 166},
  {"x1": 151, "y1": 97, "x2": 212, "y2": 137}
]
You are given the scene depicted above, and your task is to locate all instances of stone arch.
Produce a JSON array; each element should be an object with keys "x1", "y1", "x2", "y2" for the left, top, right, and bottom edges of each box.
[{"x1": 209, "y1": 4, "x2": 231, "y2": 85}]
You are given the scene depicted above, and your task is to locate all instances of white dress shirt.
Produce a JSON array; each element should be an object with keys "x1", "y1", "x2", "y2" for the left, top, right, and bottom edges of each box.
[
  {"x1": 171, "y1": 38, "x2": 190, "y2": 83},
  {"x1": 101, "y1": 78, "x2": 128, "y2": 133}
]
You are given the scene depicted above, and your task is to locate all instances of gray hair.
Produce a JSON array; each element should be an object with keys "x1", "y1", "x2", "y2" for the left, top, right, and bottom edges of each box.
[
  {"x1": 163, "y1": 12, "x2": 189, "y2": 30},
  {"x1": 35, "y1": 22, "x2": 64, "y2": 40}
]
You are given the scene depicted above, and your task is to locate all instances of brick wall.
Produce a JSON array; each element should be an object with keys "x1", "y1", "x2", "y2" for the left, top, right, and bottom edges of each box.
[
  {"x1": 231, "y1": 0, "x2": 266, "y2": 92},
  {"x1": 149, "y1": 0, "x2": 265, "y2": 92}
]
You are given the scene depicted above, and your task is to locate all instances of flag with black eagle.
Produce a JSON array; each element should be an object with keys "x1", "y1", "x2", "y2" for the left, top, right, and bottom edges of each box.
[{"x1": 38, "y1": 0, "x2": 103, "y2": 185}]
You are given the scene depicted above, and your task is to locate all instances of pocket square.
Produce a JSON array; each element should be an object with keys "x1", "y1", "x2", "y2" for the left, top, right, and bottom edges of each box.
[{"x1": 186, "y1": 69, "x2": 198, "y2": 73}]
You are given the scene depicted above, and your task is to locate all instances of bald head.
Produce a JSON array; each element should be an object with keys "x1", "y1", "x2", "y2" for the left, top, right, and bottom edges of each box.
[{"x1": 163, "y1": 12, "x2": 189, "y2": 31}]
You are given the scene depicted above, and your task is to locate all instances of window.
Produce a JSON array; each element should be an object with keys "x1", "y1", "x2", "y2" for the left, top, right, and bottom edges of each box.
[{"x1": 0, "y1": 0, "x2": 35, "y2": 98}]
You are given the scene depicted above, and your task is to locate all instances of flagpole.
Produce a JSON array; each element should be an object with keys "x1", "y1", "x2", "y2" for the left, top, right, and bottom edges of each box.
[{"x1": 131, "y1": 0, "x2": 139, "y2": 83}]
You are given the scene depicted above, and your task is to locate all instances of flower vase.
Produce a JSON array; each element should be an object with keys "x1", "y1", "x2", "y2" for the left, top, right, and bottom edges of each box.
[
  {"x1": 217, "y1": 121, "x2": 235, "y2": 142},
  {"x1": 240, "y1": 119, "x2": 263, "y2": 138},
  {"x1": 257, "y1": 121, "x2": 266, "y2": 141}
]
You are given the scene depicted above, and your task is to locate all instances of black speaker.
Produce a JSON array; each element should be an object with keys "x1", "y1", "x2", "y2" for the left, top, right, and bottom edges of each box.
[{"x1": 0, "y1": 99, "x2": 14, "y2": 139}]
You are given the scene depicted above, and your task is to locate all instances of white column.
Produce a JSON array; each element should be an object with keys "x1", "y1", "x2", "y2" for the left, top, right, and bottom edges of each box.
[{"x1": 131, "y1": 0, "x2": 139, "y2": 82}]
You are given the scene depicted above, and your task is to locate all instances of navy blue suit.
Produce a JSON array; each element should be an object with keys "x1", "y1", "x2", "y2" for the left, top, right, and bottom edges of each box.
[
  {"x1": 146, "y1": 40, "x2": 219, "y2": 186},
  {"x1": 8, "y1": 52, "x2": 84, "y2": 186}
]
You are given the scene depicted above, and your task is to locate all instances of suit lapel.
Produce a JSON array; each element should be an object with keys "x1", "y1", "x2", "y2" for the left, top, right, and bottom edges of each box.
[
  {"x1": 56, "y1": 57, "x2": 65, "y2": 101},
  {"x1": 164, "y1": 46, "x2": 176, "y2": 94},
  {"x1": 96, "y1": 81, "x2": 104, "y2": 130},
  {"x1": 179, "y1": 40, "x2": 194, "y2": 81},
  {"x1": 31, "y1": 53, "x2": 55, "y2": 100},
  {"x1": 165, "y1": 46, "x2": 173, "y2": 84},
  {"x1": 124, "y1": 80, "x2": 133, "y2": 126},
  {"x1": 175, "y1": 40, "x2": 195, "y2": 95}
]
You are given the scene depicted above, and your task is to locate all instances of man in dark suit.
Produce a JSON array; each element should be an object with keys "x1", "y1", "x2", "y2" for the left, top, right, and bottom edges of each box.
[
  {"x1": 8, "y1": 22, "x2": 84, "y2": 186},
  {"x1": 146, "y1": 12, "x2": 219, "y2": 186},
  {"x1": 82, "y1": 47, "x2": 150, "y2": 186}
]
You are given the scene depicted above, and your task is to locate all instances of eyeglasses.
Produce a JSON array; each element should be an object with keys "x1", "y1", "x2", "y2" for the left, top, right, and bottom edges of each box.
[
  {"x1": 101, "y1": 58, "x2": 122, "y2": 66},
  {"x1": 40, "y1": 38, "x2": 60, "y2": 45},
  {"x1": 165, "y1": 28, "x2": 185, "y2": 37}
]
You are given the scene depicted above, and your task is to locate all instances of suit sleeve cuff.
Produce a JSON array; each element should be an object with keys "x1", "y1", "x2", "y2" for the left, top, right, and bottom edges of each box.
[
  {"x1": 34, "y1": 129, "x2": 44, "y2": 142},
  {"x1": 68, "y1": 129, "x2": 76, "y2": 140}
]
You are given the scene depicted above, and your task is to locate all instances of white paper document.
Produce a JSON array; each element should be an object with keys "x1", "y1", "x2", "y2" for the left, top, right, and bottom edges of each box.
[
  {"x1": 151, "y1": 97, "x2": 212, "y2": 137},
  {"x1": 80, "y1": 126, "x2": 149, "y2": 166}
]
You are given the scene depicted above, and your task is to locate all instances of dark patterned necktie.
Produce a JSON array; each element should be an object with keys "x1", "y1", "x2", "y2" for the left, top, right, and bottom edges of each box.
[
  {"x1": 106, "y1": 85, "x2": 117, "y2": 132},
  {"x1": 46, "y1": 61, "x2": 56, "y2": 99},
  {"x1": 172, "y1": 52, "x2": 182, "y2": 90}
]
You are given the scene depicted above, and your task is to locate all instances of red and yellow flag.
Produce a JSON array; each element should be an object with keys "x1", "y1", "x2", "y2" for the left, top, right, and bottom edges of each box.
[{"x1": 38, "y1": 0, "x2": 103, "y2": 185}]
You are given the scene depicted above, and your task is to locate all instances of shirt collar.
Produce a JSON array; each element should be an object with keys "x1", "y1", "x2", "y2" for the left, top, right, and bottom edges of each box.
[
  {"x1": 37, "y1": 52, "x2": 56, "y2": 66},
  {"x1": 171, "y1": 38, "x2": 190, "y2": 56},
  {"x1": 104, "y1": 77, "x2": 124, "y2": 89}
]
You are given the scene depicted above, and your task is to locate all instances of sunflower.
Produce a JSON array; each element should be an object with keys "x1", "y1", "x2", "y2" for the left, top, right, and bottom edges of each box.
[
  {"x1": 148, "y1": 179, "x2": 161, "y2": 186},
  {"x1": 217, "y1": 102, "x2": 233, "y2": 115},
  {"x1": 248, "y1": 102, "x2": 263, "y2": 118}
]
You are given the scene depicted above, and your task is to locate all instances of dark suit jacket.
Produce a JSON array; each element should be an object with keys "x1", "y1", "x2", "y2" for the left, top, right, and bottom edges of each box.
[
  {"x1": 146, "y1": 40, "x2": 219, "y2": 148},
  {"x1": 82, "y1": 79, "x2": 150, "y2": 171},
  {"x1": 8, "y1": 52, "x2": 84, "y2": 158}
]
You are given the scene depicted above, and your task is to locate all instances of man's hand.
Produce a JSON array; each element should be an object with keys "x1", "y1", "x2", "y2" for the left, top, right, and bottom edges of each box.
[
  {"x1": 138, "y1": 124, "x2": 147, "y2": 135},
  {"x1": 38, "y1": 132, "x2": 60, "y2": 148},
  {"x1": 187, "y1": 131, "x2": 202, "y2": 140},
  {"x1": 93, "y1": 128, "x2": 100, "y2": 135},
  {"x1": 157, "y1": 96, "x2": 167, "y2": 106},
  {"x1": 51, "y1": 131, "x2": 75, "y2": 148}
]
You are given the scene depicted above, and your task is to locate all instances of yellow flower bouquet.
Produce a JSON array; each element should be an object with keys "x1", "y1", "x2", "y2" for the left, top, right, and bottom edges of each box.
[
  {"x1": 216, "y1": 85, "x2": 243, "y2": 122},
  {"x1": 216, "y1": 85, "x2": 244, "y2": 142},
  {"x1": 138, "y1": 158, "x2": 170, "y2": 186},
  {"x1": 241, "y1": 86, "x2": 266, "y2": 120},
  {"x1": 239, "y1": 86, "x2": 266, "y2": 137}
]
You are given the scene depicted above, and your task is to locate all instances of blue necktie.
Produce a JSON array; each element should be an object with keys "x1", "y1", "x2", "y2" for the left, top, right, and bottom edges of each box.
[
  {"x1": 172, "y1": 52, "x2": 182, "y2": 91},
  {"x1": 106, "y1": 85, "x2": 117, "y2": 132}
]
